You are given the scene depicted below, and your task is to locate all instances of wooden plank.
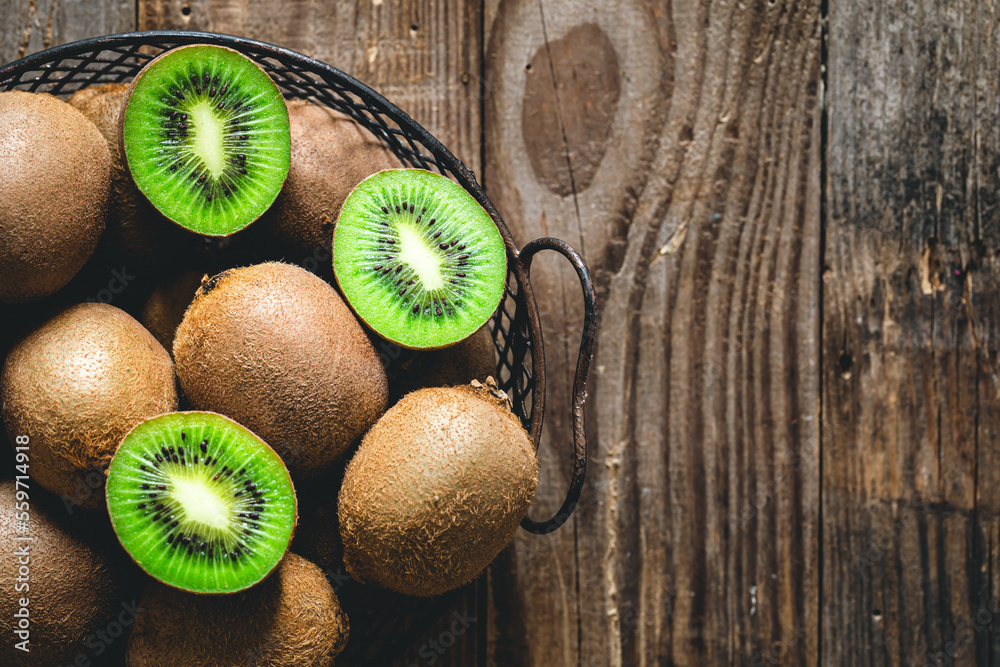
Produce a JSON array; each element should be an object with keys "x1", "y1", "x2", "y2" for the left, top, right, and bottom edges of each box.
[
  {"x1": 138, "y1": 0, "x2": 482, "y2": 176},
  {"x1": 484, "y1": 0, "x2": 822, "y2": 664},
  {"x1": 823, "y1": 0, "x2": 1000, "y2": 664},
  {"x1": 0, "y1": 0, "x2": 134, "y2": 65}
]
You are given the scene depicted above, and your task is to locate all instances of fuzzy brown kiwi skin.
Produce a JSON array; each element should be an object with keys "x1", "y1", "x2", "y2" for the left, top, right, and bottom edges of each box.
[
  {"x1": 388, "y1": 325, "x2": 497, "y2": 404},
  {"x1": 254, "y1": 99, "x2": 402, "y2": 257},
  {"x1": 338, "y1": 384, "x2": 538, "y2": 597},
  {"x1": 173, "y1": 262, "x2": 388, "y2": 480},
  {"x1": 0, "y1": 481, "x2": 140, "y2": 666},
  {"x1": 0, "y1": 91, "x2": 111, "y2": 303},
  {"x1": 127, "y1": 552, "x2": 349, "y2": 667},
  {"x1": 0, "y1": 303, "x2": 178, "y2": 509},
  {"x1": 140, "y1": 269, "x2": 206, "y2": 353},
  {"x1": 107, "y1": 410, "x2": 300, "y2": 595}
]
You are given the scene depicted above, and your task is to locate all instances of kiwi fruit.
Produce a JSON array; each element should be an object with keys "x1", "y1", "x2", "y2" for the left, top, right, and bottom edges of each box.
[
  {"x1": 121, "y1": 44, "x2": 291, "y2": 236},
  {"x1": 333, "y1": 168, "x2": 508, "y2": 350},
  {"x1": 173, "y1": 262, "x2": 388, "y2": 479},
  {"x1": 338, "y1": 381, "x2": 538, "y2": 596},
  {"x1": 258, "y1": 99, "x2": 402, "y2": 256},
  {"x1": 140, "y1": 269, "x2": 206, "y2": 352},
  {"x1": 0, "y1": 91, "x2": 111, "y2": 303},
  {"x1": 0, "y1": 481, "x2": 138, "y2": 666},
  {"x1": 127, "y1": 552, "x2": 349, "y2": 667},
  {"x1": 106, "y1": 411, "x2": 297, "y2": 593},
  {"x1": 388, "y1": 324, "x2": 497, "y2": 402},
  {"x1": 68, "y1": 82, "x2": 196, "y2": 269},
  {"x1": 0, "y1": 303, "x2": 178, "y2": 509}
]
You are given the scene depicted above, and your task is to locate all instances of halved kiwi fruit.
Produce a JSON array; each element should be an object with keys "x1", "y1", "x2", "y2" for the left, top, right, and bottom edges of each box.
[
  {"x1": 121, "y1": 45, "x2": 291, "y2": 236},
  {"x1": 333, "y1": 168, "x2": 508, "y2": 349},
  {"x1": 105, "y1": 411, "x2": 297, "y2": 594}
]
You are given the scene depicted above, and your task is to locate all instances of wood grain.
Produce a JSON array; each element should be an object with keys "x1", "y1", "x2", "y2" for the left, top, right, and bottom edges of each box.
[
  {"x1": 824, "y1": 0, "x2": 1000, "y2": 664},
  {"x1": 0, "y1": 0, "x2": 134, "y2": 65},
  {"x1": 484, "y1": 1, "x2": 822, "y2": 665}
]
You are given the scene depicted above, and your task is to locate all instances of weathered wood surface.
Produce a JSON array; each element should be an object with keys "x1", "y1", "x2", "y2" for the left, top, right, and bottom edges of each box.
[
  {"x1": 0, "y1": 0, "x2": 133, "y2": 63},
  {"x1": 484, "y1": 1, "x2": 822, "y2": 665},
  {"x1": 5, "y1": 0, "x2": 1000, "y2": 665},
  {"x1": 824, "y1": 1, "x2": 1000, "y2": 665}
]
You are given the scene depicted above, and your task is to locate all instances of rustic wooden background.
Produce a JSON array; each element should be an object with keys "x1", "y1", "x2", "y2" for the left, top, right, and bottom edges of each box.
[{"x1": 5, "y1": 0, "x2": 1000, "y2": 665}]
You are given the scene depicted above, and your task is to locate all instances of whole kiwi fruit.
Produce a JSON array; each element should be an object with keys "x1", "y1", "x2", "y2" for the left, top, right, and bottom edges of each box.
[
  {"x1": 173, "y1": 262, "x2": 388, "y2": 479},
  {"x1": 339, "y1": 381, "x2": 538, "y2": 596},
  {"x1": 258, "y1": 99, "x2": 402, "y2": 257},
  {"x1": 67, "y1": 83, "x2": 192, "y2": 269},
  {"x1": 127, "y1": 552, "x2": 349, "y2": 667},
  {"x1": 388, "y1": 324, "x2": 497, "y2": 402},
  {"x1": 0, "y1": 303, "x2": 178, "y2": 509},
  {"x1": 0, "y1": 91, "x2": 111, "y2": 303},
  {"x1": 0, "y1": 481, "x2": 139, "y2": 666}
]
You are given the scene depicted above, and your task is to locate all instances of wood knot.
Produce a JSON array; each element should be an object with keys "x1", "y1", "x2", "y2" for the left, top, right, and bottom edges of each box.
[{"x1": 521, "y1": 23, "x2": 621, "y2": 197}]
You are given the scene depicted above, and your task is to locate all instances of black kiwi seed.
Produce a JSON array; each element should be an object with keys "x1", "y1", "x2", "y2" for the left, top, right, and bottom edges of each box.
[{"x1": 201, "y1": 441, "x2": 208, "y2": 453}]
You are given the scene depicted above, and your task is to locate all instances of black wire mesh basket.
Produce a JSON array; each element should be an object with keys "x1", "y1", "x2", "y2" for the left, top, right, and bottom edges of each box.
[{"x1": 0, "y1": 31, "x2": 596, "y2": 665}]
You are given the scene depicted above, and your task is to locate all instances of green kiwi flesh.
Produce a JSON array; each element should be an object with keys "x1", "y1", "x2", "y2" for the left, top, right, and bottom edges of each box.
[
  {"x1": 338, "y1": 382, "x2": 538, "y2": 596},
  {"x1": 122, "y1": 44, "x2": 290, "y2": 236},
  {"x1": 105, "y1": 411, "x2": 297, "y2": 594},
  {"x1": 127, "y1": 553, "x2": 348, "y2": 667},
  {"x1": 333, "y1": 169, "x2": 507, "y2": 349},
  {"x1": 0, "y1": 91, "x2": 111, "y2": 303}
]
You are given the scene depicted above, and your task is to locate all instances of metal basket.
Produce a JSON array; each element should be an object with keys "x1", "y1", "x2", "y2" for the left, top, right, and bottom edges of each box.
[{"x1": 0, "y1": 31, "x2": 597, "y2": 665}]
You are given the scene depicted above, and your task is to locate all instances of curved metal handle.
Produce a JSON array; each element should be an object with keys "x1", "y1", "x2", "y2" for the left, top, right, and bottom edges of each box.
[{"x1": 518, "y1": 238, "x2": 597, "y2": 535}]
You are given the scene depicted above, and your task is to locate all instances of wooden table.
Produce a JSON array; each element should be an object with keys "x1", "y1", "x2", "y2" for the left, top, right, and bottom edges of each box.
[{"x1": 4, "y1": 1, "x2": 998, "y2": 665}]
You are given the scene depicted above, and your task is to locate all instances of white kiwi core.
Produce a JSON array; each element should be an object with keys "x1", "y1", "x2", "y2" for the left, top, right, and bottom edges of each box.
[
  {"x1": 189, "y1": 100, "x2": 226, "y2": 177},
  {"x1": 397, "y1": 223, "x2": 445, "y2": 290},
  {"x1": 171, "y1": 475, "x2": 232, "y2": 531}
]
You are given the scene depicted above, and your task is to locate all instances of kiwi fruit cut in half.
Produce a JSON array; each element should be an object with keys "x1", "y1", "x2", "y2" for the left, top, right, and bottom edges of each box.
[
  {"x1": 121, "y1": 44, "x2": 291, "y2": 236},
  {"x1": 106, "y1": 411, "x2": 297, "y2": 594},
  {"x1": 333, "y1": 168, "x2": 508, "y2": 350},
  {"x1": 388, "y1": 324, "x2": 497, "y2": 403},
  {"x1": 0, "y1": 91, "x2": 111, "y2": 303},
  {"x1": 1, "y1": 303, "x2": 177, "y2": 509},
  {"x1": 173, "y1": 262, "x2": 388, "y2": 479},
  {"x1": 339, "y1": 380, "x2": 538, "y2": 596},
  {"x1": 0, "y1": 481, "x2": 139, "y2": 666},
  {"x1": 127, "y1": 552, "x2": 348, "y2": 667},
  {"x1": 255, "y1": 99, "x2": 402, "y2": 257}
]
